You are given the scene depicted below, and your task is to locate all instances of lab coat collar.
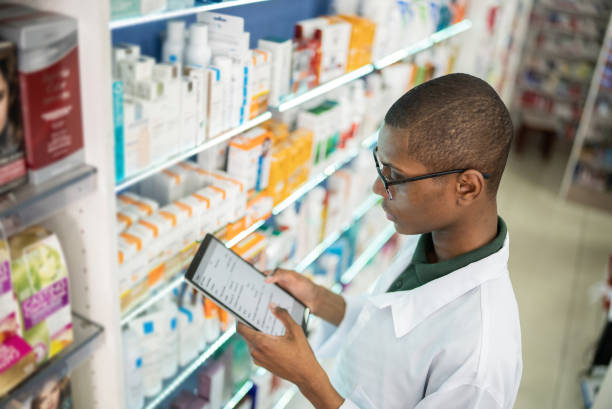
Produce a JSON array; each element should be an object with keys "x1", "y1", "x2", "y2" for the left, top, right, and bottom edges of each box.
[{"x1": 369, "y1": 234, "x2": 510, "y2": 338}]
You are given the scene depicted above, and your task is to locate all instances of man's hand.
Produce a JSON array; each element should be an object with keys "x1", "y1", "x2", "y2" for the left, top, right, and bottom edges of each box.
[
  {"x1": 265, "y1": 269, "x2": 346, "y2": 326},
  {"x1": 237, "y1": 304, "x2": 344, "y2": 409}
]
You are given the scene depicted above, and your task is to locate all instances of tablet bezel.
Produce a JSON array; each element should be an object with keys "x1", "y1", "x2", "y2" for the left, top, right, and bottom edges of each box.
[{"x1": 184, "y1": 233, "x2": 310, "y2": 334}]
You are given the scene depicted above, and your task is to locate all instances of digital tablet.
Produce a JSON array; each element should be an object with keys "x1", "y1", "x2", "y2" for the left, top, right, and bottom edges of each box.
[{"x1": 184, "y1": 233, "x2": 309, "y2": 336}]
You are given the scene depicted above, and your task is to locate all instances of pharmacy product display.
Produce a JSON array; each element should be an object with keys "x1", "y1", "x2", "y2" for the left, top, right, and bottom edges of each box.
[
  {"x1": 112, "y1": 2, "x2": 469, "y2": 186},
  {"x1": 0, "y1": 227, "x2": 74, "y2": 396},
  {"x1": 562, "y1": 16, "x2": 612, "y2": 213},
  {"x1": 0, "y1": 5, "x2": 87, "y2": 193},
  {"x1": 515, "y1": 0, "x2": 611, "y2": 143},
  {"x1": 0, "y1": 5, "x2": 85, "y2": 185},
  {"x1": 115, "y1": 27, "x2": 462, "y2": 407},
  {"x1": 3, "y1": 374, "x2": 74, "y2": 409}
]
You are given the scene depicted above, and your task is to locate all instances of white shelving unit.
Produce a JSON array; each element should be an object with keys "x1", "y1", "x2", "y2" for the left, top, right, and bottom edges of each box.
[
  {"x1": 0, "y1": 1, "x2": 473, "y2": 408},
  {"x1": 561, "y1": 15, "x2": 612, "y2": 212}
]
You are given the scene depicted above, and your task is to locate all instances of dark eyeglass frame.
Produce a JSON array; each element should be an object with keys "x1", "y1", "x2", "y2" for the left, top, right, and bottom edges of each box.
[{"x1": 373, "y1": 146, "x2": 491, "y2": 200}]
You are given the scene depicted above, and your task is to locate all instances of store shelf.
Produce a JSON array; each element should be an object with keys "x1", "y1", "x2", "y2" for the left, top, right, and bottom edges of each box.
[
  {"x1": 567, "y1": 182, "x2": 612, "y2": 213},
  {"x1": 0, "y1": 313, "x2": 103, "y2": 406},
  {"x1": 274, "y1": 19, "x2": 472, "y2": 112},
  {"x1": 538, "y1": 1, "x2": 610, "y2": 21},
  {"x1": 142, "y1": 326, "x2": 237, "y2": 409},
  {"x1": 109, "y1": 0, "x2": 269, "y2": 30},
  {"x1": 271, "y1": 386, "x2": 299, "y2": 409},
  {"x1": 294, "y1": 194, "x2": 380, "y2": 272},
  {"x1": 115, "y1": 112, "x2": 272, "y2": 192},
  {"x1": 120, "y1": 134, "x2": 377, "y2": 326},
  {"x1": 0, "y1": 165, "x2": 97, "y2": 237},
  {"x1": 275, "y1": 65, "x2": 374, "y2": 112},
  {"x1": 520, "y1": 82, "x2": 586, "y2": 103},
  {"x1": 374, "y1": 19, "x2": 473, "y2": 70},
  {"x1": 340, "y1": 223, "x2": 395, "y2": 285},
  {"x1": 222, "y1": 380, "x2": 254, "y2": 409}
]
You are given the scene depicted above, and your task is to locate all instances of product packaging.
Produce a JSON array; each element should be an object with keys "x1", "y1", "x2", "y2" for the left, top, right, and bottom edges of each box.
[
  {"x1": 0, "y1": 43, "x2": 27, "y2": 193},
  {"x1": 132, "y1": 311, "x2": 164, "y2": 398},
  {"x1": 227, "y1": 127, "x2": 272, "y2": 192},
  {"x1": 197, "y1": 360, "x2": 225, "y2": 409},
  {"x1": 184, "y1": 65, "x2": 209, "y2": 146},
  {"x1": 5, "y1": 374, "x2": 74, "y2": 409},
  {"x1": 9, "y1": 227, "x2": 73, "y2": 364},
  {"x1": 123, "y1": 327, "x2": 144, "y2": 409},
  {"x1": 257, "y1": 37, "x2": 292, "y2": 106},
  {"x1": 111, "y1": 0, "x2": 141, "y2": 20},
  {"x1": 0, "y1": 7, "x2": 85, "y2": 184}
]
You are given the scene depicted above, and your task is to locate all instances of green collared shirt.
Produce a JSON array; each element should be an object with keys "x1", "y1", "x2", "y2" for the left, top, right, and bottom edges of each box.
[{"x1": 387, "y1": 217, "x2": 507, "y2": 293}]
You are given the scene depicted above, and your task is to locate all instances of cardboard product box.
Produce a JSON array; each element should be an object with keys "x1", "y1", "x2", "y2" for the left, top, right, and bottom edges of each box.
[
  {"x1": 9, "y1": 227, "x2": 73, "y2": 365},
  {"x1": 0, "y1": 7, "x2": 85, "y2": 184},
  {"x1": 5, "y1": 374, "x2": 73, "y2": 408},
  {"x1": 293, "y1": 18, "x2": 326, "y2": 92},
  {"x1": 336, "y1": 15, "x2": 376, "y2": 71},
  {"x1": 257, "y1": 37, "x2": 292, "y2": 107},
  {"x1": 227, "y1": 127, "x2": 272, "y2": 192},
  {"x1": 0, "y1": 43, "x2": 27, "y2": 194},
  {"x1": 122, "y1": 98, "x2": 151, "y2": 178},
  {"x1": 248, "y1": 50, "x2": 271, "y2": 120},
  {"x1": 111, "y1": 0, "x2": 141, "y2": 21},
  {"x1": 315, "y1": 19, "x2": 351, "y2": 83}
]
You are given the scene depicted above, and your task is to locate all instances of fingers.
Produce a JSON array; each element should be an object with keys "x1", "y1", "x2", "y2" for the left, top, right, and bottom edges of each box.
[
  {"x1": 269, "y1": 303, "x2": 297, "y2": 335},
  {"x1": 264, "y1": 268, "x2": 296, "y2": 284},
  {"x1": 236, "y1": 322, "x2": 263, "y2": 344}
]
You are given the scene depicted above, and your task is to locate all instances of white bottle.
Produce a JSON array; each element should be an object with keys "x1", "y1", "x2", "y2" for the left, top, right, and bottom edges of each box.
[
  {"x1": 185, "y1": 23, "x2": 211, "y2": 68},
  {"x1": 123, "y1": 328, "x2": 144, "y2": 409},
  {"x1": 178, "y1": 306, "x2": 198, "y2": 366},
  {"x1": 133, "y1": 314, "x2": 163, "y2": 398},
  {"x1": 191, "y1": 295, "x2": 207, "y2": 352},
  {"x1": 162, "y1": 20, "x2": 186, "y2": 65},
  {"x1": 160, "y1": 299, "x2": 180, "y2": 379}
]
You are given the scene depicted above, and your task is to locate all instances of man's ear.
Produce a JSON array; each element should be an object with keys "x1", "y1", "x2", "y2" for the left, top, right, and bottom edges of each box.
[{"x1": 455, "y1": 170, "x2": 485, "y2": 206}]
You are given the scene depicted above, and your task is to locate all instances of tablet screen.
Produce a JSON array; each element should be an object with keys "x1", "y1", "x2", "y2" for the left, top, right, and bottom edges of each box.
[{"x1": 188, "y1": 236, "x2": 306, "y2": 336}]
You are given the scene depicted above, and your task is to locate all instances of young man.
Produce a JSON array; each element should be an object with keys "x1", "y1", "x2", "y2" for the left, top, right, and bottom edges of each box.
[{"x1": 237, "y1": 73, "x2": 522, "y2": 409}]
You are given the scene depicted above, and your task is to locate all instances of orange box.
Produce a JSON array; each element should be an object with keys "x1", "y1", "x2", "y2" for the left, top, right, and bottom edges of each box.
[{"x1": 225, "y1": 217, "x2": 247, "y2": 241}]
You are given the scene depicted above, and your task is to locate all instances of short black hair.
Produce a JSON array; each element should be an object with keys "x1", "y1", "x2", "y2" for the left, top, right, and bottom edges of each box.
[{"x1": 384, "y1": 73, "x2": 513, "y2": 194}]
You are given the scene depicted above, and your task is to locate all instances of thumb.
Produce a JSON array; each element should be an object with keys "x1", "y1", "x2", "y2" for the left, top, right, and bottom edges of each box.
[{"x1": 269, "y1": 303, "x2": 297, "y2": 335}]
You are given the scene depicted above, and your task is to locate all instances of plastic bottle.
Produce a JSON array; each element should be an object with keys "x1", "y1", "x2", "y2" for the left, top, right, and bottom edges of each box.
[
  {"x1": 162, "y1": 20, "x2": 185, "y2": 65},
  {"x1": 185, "y1": 23, "x2": 211, "y2": 68},
  {"x1": 122, "y1": 328, "x2": 144, "y2": 409},
  {"x1": 160, "y1": 299, "x2": 179, "y2": 379},
  {"x1": 204, "y1": 298, "x2": 221, "y2": 342},
  {"x1": 178, "y1": 306, "x2": 199, "y2": 366},
  {"x1": 133, "y1": 313, "x2": 163, "y2": 398}
]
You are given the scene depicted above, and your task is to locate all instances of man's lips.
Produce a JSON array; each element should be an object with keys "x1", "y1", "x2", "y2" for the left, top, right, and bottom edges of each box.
[{"x1": 381, "y1": 202, "x2": 395, "y2": 220}]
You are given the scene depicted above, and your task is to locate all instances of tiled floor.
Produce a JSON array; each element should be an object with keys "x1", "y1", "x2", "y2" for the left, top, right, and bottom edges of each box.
[{"x1": 286, "y1": 141, "x2": 612, "y2": 409}]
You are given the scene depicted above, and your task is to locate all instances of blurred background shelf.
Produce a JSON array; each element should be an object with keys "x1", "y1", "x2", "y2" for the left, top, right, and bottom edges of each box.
[
  {"x1": 0, "y1": 313, "x2": 103, "y2": 407},
  {"x1": 0, "y1": 165, "x2": 97, "y2": 237}
]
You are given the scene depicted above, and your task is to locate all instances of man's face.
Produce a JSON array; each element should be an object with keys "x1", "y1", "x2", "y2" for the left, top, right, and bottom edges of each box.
[
  {"x1": 0, "y1": 72, "x2": 8, "y2": 133},
  {"x1": 372, "y1": 125, "x2": 460, "y2": 235}
]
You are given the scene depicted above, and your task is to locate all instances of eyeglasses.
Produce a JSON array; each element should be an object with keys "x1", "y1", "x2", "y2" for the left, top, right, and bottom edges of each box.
[{"x1": 373, "y1": 146, "x2": 491, "y2": 200}]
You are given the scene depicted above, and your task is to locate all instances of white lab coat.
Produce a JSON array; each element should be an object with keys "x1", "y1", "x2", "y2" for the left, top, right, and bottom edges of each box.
[{"x1": 315, "y1": 234, "x2": 522, "y2": 409}]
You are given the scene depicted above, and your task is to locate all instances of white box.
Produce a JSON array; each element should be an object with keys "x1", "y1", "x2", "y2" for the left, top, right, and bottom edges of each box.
[
  {"x1": 207, "y1": 67, "x2": 225, "y2": 138},
  {"x1": 180, "y1": 77, "x2": 198, "y2": 151},
  {"x1": 257, "y1": 37, "x2": 292, "y2": 106},
  {"x1": 184, "y1": 65, "x2": 208, "y2": 145}
]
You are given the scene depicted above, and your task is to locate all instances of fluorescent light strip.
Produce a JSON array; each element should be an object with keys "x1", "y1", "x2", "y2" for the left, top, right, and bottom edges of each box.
[
  {"x1": 271, "y1": 386, "x2": 299, "y2": 409},
  {"x1": 121, "y1": 274, "x2": 184, "y2": 326},
  {"x1": 109, "y1": 0, "x2": 269, "y2": 30},
  {"x1": 340, "y1": 223, "x2": 395, "y2": 285},
  {"x1": 277, "y1": 65, "x2": 374, "y2": 112},
  {"x1": 295, "y1": 194, "x2": 380, "y2": 273},
  {"x1": 222, "y1": 380, "x2": 255, "y2": 409},
  {"x1": 225, "y1": 219, "x2": 266, "y2": 248},
  {"x1": 373, "y1": 19, "x2": 472, "y2": 70},
  {"x1": 115, "y1": 112, "x2": 271, "y2": 192},
  {"x1": 143, "y1": 326, "x2": 237, "y2": 409}
]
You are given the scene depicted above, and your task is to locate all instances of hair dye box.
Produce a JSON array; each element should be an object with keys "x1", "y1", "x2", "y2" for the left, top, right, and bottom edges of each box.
[
  {"x1": 0, "y1": 7, "x2": 85, "y2": 184},
  {"x1": 0, "y1": 42, "x2": 27, "y2": 193}
]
